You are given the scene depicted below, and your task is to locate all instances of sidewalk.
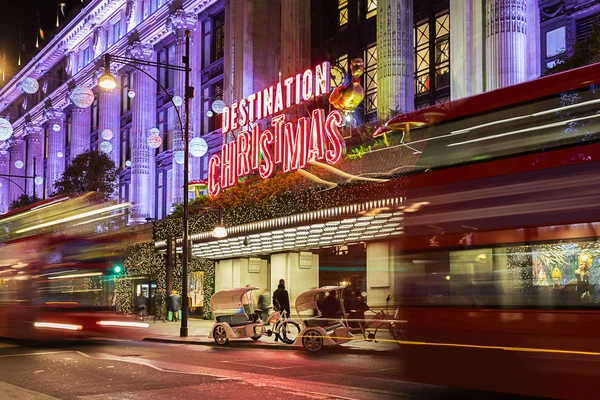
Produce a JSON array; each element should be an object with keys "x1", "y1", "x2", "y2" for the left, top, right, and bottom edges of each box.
[{"x1": 141, "y1": 317, "x2": 401, "y2": 354}]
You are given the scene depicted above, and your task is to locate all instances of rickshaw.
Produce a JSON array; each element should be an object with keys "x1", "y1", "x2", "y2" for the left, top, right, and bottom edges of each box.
[
  {"x1": 209, "y1": 286, "x2": 300, "y2": 345},
  {"x1": 293, "y1": 286, "x2": 354, "y2": 352}
]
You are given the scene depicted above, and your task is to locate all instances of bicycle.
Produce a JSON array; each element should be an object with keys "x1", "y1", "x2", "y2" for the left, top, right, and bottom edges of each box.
[
  {"x1": 349, "y1": 294, "x2": 404, "y2": 346},
  {"x1": 264, "y1": 308, "x2": 301, "y2": 344}
]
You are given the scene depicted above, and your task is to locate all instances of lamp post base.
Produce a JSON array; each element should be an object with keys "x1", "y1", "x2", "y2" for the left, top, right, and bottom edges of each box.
[{"x1": 180, "y1": 327, "x2": 188, "y2": 337}]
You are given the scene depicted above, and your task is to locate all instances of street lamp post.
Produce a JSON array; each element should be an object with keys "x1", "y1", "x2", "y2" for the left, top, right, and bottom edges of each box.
[{"x1": 99, "y1": 30, "x2": 194, "y2": 337}]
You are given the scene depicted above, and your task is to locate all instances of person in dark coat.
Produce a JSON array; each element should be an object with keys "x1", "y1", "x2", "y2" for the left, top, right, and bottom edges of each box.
[
  {"x1": 321, "y1": 290, "x2": 342, "y2": 321},
  {"x1": 272, "y1": 279, "x2": 291, "y2": 317},
  {"x1": 135, "y1": 292, "x2": 149, "y2": 321},
  {"x1": 167, "y1": 290, "x2": 182, "y2": 322}
]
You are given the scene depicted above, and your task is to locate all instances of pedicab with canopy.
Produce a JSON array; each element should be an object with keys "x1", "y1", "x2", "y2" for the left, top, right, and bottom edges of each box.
[
  {"x1": 209, "y1": 286, "x2": 300, "y2": 345},
  {"x1": 293, "y1": 286, "x2": 354, "y2": 352}
]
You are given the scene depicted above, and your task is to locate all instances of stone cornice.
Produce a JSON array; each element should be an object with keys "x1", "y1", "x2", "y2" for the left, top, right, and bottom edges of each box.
[
  {"x1": 0, "y1": 0, "x2": 217, "y2": 151},
  {"x1": 0, "y1": 0, "x2": 123, "y2": 111}
]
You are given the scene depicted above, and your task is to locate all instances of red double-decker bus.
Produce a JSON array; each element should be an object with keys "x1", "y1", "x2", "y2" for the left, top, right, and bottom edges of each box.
[
  {"x1": 0, "y1": 194, "x2": 147, "y2": 340},
  {"x1": 374, "y1": 62, "x2": 600, "y2": 397}
]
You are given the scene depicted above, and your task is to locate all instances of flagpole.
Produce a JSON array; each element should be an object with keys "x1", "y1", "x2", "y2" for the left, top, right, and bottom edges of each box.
[
  {"x1": 18, "y1": 31, "x2": 22, "y2": 66},
  {"x1": 36, "y1": 12, "x2": 39, "y2": 49}
]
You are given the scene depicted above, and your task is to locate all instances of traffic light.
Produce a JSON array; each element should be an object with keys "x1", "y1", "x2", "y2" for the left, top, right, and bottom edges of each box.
[{"x1": 112, "y1": 264, "x2": 123, "y2": 274}]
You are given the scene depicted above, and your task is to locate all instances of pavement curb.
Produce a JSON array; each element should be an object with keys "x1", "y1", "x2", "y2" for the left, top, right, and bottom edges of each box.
[{"x1": 142, "y1": 336, "x2": 401, "y2": 356}]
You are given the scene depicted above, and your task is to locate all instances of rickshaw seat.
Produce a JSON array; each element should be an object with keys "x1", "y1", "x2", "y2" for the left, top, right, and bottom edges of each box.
[
  {"x1": 304, "y1": 318, "x2": 343, "y2": 330},
  {"x1": 216, "y1": 314, "x2": 254, "y2": 327}
]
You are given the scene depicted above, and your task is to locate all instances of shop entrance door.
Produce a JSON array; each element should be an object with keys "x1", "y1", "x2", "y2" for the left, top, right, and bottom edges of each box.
[{"x1": 132, "y1": 278, "x2": 157, "y2": 315}]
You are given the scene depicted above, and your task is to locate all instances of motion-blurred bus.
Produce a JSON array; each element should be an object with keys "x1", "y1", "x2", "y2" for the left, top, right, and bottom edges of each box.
[{"x1": 0, "y1": 194, "x2": 148, "y2": 340}]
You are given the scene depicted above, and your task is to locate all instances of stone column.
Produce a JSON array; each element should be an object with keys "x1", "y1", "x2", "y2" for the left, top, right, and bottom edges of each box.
[
  {"x1": 0, "y1": 152, "x2": 9, "y2": 212},
  {"x1": 97, "y1": 75, "x2": 121, "y2": 167},
  {"x1": 280, "y1": 0, "x2": 311, "y2": 79},
  {"x1": 485, "y1": 0, "x2": 528, "y2": 91},
  {"x1": 24, "y1": 122, "x2": 43, "y2": 200},
  {"x1": 377, "y1": 0, "x2": 414, "y2": 119},
  {"x1": 69, "y1": 103, "x2": 91, "y2": 159},
  {"x1": 127, "y1": 41, "x2": 156, "y2": 224},
  {"x1": 167, "y1": 9, "x2": 198, "y2": 207},
  {"x1": 450, "y1": 0, "x2": 485, "y2": 99},
  {"x1": 366, "y1": 241, "x2": 397, "y2": 308},
  {"x1": 8, "y1": 139, "x2": 25, "y2": 203},
  {"x1": 270, "y1": 252, "x2": 318, "y2": 315},
  {"x1": 43, "y1": 108, "x2": 65, "y2": 197}
]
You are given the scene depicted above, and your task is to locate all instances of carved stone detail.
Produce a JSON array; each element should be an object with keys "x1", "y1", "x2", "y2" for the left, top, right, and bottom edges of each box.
[
  {"x1": 65, "y1": 51, "x2": 74, "y2": 76},
  {"x1": 43, "y1": 107, "x2": 63, "y2": 122},
  {"x1": 540, "y1": 1, "x2": 565, "y2": 22},
  {"x1": 126, "y1": 41, "x2": 154, "y2": 61},
  {"x1": 125, "y1": 0, "x2": 136, "y2": 26},
  {"x1": 166, "y1": 9, "x2": 198, "y2": 36},
  {"x1": 486, "y1": 0, "x2": 527, "y2": 37}
]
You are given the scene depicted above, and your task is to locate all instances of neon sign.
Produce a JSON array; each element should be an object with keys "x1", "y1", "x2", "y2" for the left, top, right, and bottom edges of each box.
[{"x1": 208, "y1": 62, "x2": 346, "y2": 197}]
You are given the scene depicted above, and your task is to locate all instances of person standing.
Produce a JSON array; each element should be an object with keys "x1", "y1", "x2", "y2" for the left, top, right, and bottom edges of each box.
[
  {"x1": 257, "y1": 288, "x2": 271, "y2": 322},
  {"x1": 167, "y1": 290, "x2": 182, "y2": 322},
  {"x1": 273, "y1": 279, "x2": 290, "y2": 317}
]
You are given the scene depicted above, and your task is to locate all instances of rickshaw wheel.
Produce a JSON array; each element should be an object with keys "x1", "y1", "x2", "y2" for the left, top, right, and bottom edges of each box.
[
  {"x1": 213, "y1": 325, "x2": 229, "y2": 345},
  {"x1": 302, "y1": 330, "x2": 323, "y2": 352},
  {"x1": 251, "y1": 335, "x2": 261, "y2": 340}
]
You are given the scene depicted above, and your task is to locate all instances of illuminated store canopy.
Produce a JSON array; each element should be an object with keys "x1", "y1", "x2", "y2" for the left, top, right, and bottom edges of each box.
[{"x1": 156, "y1": 198, "x2": 404, "y2": 260}]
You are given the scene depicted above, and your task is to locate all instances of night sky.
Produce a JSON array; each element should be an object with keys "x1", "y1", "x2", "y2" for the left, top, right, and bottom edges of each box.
[{"x1": 1, "y1": 0, "x2": 88, "y2": 85}]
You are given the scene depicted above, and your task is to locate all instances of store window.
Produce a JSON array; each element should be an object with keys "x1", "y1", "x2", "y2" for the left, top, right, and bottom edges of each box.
[
  {"x1": 414, "y1": 11, "x2": 450, "y2": 107},
  {"x1": 201, "y1": 12, "x2": 225, "y2": 69},
  {"x1": 546, "y1": 26, "x2": 566, "y2": 58},
  {"x1": 199, "y1": 9, "x2": 225, "y2": 136},
  {"x1": 366, "y1": 0, "x2": 377, "y2": 19},
  {"x1": 120, "y1": 129, "x2": 130, "y2": 169},
  {"x1": 112, "y1": 21, "x2": 121, "y2": 44},
  {"x1": 339, "y1": 0, "x2": 349, "y2": 27},
  {"x1": 121, "y1": 73, "x2": 132, "y2": 115},
  {"x1": 397, "y1": 240, "x2": 600, "y2": 308},
  {"x1": 90, "y1": 95, "x2": 99, "y2": 134},
  {"x1": 336, "y1": 53, "x2": 349, "y2": 75},
  {"x1": 364, "y1": 43, "x2": 377, "y2": 116},
  {"x1": 157, "y1": 44, "x2": 176, "y2": 91}
]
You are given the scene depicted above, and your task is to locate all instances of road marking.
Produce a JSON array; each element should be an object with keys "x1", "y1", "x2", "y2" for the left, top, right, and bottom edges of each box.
[
  {"x1": 0, "y1": 351, "x2": 73, "y2": 358},
  {"x1": 220, "y1": 360, "x2": 297, "y2": 370},
  {"x1": 72, "y1": 350, "x2": 404, "y2": 400}
]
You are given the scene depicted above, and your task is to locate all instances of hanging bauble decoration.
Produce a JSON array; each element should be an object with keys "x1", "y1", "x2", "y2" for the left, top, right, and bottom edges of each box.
[
  {"x1": 147, "y1": 134, "x2": 162, "y2": 149},
  {"x1": 206, "y1": 110, "x2": 214, "y2": 117},
  {"x1": 189, "y1": 137, "x2": 208, "y2": 157},
  {"x1": 70, "y1": 86, "x2": 95, "y2": 108},
  {"x1": 125, "y1": 160, "x2": 131, "y2": 167},
  {"x1": 149, "y1": 127, "x2": 160, "y2": 136},
  {"x1": 57, "y1": 152, "x2": 64, "y2": 158},
  {"x1": 101, "y1": 129, "x2": 114, "y2": 141},
  {"x1": 172, "y1": 96, "x2": 183, "y2": 107},
  {"x1": 34, "y1": 176, "x2": 43, "y2": 186},
  {"x1": 0, "y1": 118, "x2": 13, "y2": 141},
  {"x1": 127, "y1": 90, "x2": 136, "y2": 99},
  {"x1": 174, "y1": 150, "x2": 185, "y2": 165},
  {"x1": 211, "y1": 100, "x2": 225, "y2": 114},
  {"x1": 15, "y1": 160, "x2": 24, "y2": 169},
  {"x1": 100, "y1": 141, "x2": 113, "y2": 154},
  {"x1": 52, "y1": 123, "x2": 61, "y2": 132},
  {"x1": 22, "y1": 77, "x2": 40, "y2": 94}
]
